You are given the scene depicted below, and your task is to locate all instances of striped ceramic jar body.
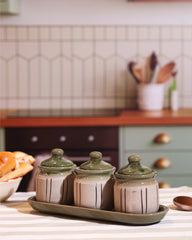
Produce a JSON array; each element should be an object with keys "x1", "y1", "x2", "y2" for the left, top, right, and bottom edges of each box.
[
  {"x1": 36, "y1": 171, "x2": 74, "y2": 204},
  {"x1": 114, "y1": 178, "x2": 159, "y2": 214},
  {"x1": 74, "y1": 175, "x2": 114, "y2": 210}
]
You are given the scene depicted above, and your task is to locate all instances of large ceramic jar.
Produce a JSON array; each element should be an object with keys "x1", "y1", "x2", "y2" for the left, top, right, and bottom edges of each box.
[
  {"x1": 36, "y1": 148, "x2": 76, "y2": 204},
  {"x1": 114, "y1": 155, "x2": 159, "y2": 214},
  {"x1": 74, "y1": 151, "x2": 116, "y2": 210}
]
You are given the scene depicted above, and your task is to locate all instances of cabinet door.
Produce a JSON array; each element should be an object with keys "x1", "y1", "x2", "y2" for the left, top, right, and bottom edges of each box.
[{"x1": 120, "y1": 126, "x2": 192, "y2": 151}]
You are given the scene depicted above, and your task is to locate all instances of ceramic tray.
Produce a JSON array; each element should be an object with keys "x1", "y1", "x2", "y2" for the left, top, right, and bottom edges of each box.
[{"x1": 28, "y1": 196, "x2": 169, "y2": 226}]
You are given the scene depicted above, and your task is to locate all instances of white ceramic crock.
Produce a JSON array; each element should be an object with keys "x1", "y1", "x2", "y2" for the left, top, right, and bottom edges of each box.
[
  {"x1": 36, "y1": 148, "x2": 76, "y2": 204},
  {"x1": 74, "y1": 151, "x2": 116, "y2": 210},
  {"x1": 114, "y1": 155, "x2": 159, "y2": 214}
]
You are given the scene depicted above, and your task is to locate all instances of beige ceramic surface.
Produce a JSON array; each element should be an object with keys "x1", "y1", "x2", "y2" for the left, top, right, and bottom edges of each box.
[
  {"x1": 0, "y1": 177, "x2": 22, "y2": 202},
  {"x1": 74, "y1": 175, "x2": 114, "y2": 210},
  {"x1": 36, "y1": 172, "x2": 75, "y2": 204},
  {"x1": 36, "y1": 148, "x2": 76, "y2": 204},
  {"x1": 28, "y1": 196, "x2": 168, "y2": 226},
  {"x1": 114, "y1": 155, "x2": 159, "y2": 214},
  {"x1": 74, "y1": 151, "x2": 116, "y2": 210}
]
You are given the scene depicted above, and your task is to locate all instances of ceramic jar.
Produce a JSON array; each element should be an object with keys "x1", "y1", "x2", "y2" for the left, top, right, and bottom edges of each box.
[
  {"x1": 74, "y1": 151, "x2": 116, "y2": 210},
  {"x1": 114, "y1": 155, "x2": 159, "y2": 214},
  {"x1": 36, "y1": 148, "x2": 76, "y2": 204}
]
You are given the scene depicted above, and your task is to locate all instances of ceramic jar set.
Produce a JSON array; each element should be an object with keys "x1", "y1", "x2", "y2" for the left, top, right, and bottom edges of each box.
[{"x1": 36, "y1": 149, "x2": 159, "y2": 214}]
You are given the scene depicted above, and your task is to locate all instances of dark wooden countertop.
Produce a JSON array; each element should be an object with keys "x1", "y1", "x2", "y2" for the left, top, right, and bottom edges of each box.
[{"x1": 1, "y1": 108, "x2": 192, "y2": 127}]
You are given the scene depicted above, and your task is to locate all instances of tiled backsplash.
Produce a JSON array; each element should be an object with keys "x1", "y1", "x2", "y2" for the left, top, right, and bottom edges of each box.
[{"x1": 1, "y1": 25, "x2": 192, "y2": 111}]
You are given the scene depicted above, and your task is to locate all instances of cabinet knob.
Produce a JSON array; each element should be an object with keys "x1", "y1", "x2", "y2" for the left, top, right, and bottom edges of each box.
[
  {"x1": 88, "y1": 135, "x2": 95, "y2": 142},
  {"x1": 154, "y1": 157, "x2": 172, "y2": 169},
  {"x1": 31, "y1": 136, "x2": 38, "y2": 143},
  {"x1": 159, "y1": 182, "x2": 171, "y2": 188},
  {"x1": 59, "y1": 136, "x2": 66, "y2": 142},
  {"x1": 154, "y1": 133, "x2": 172, "y2": 144}
]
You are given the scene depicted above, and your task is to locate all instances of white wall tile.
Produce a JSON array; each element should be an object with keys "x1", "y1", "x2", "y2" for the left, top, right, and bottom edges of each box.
[
  {"x1": 0, "y1": 59, "x2": 6, "y2": 98},
  {"x1": 40, "y1": 58, "x2": 50, "y2": 97},
  {"x1": 95, "y1": 42, "x2": 115, "y2": 59},
  {"x1": 95, "y1": 98, "x2": 116, "y2": 109},
  {"x1": 183, "y1": 27, "x2": 192, "y2": 40},
  {"x1": 138, "y1": 41, "x2": 160, "y2": 58},
  {"x1": 72, "y1": 27, "x2": 83, "y2": 40},
  {"x1": 83, "y1": 27, "x2": 93, "y2": 40},
  {"x1": 61, "y1": 27, "x2": 71, "y2": 40},
  {"x1": 82, "y1": 98, "x2": 94, "y2": 109},
  {"x1": 1, "y1": 25, "x2": 192, "y2": 111},
  {"x1": 106, "y1": 57, "x2": 116, "y2": 97},
  {"x1": 161, "y1": 41, "x2": 181, "y2": 59},
  {"x1": 7, "y1": 58, "x2": 17, "y2": 98},
  {"x1": 50, "y1": 27, "x2": 61, "y2": 40},
  {"x1": 149, "y1": 27, "x2": 160, "y2": 40},
  {"x1": 72, "y1": 98, "x2": 83, "y2": 108},
  {"x1": 116, "y1": 27, "x2": 126, "y2": 40},
  {"x1": 171, "y1": 26, "x2": 182, "y2": 40},
  {"x1": 95, "y1": 27, "x2": 104, "y2": 40},
  {"x1": 73, "y1": 58, "x2": 83, "y2": 97},
  {"x1": 19, "y1": 42, "x2": 38, "y2": 59},
  {"x1": 17, "y1": 27, "x2": 28, "y2": 40},
  {"x1": 105, "y1": 27, "x2": 116, "y2": 40},
  {"x1": 127, "y1": 27, "x2": 137, "y2": 40},
  {"x1": 40, "y1": 27, "x2": 50, "y2": 40},
  {"x1": 6, "y1": 27, "x2": 16, "y2": 40},
  {"x1": 161, "y1": 27, "x2": 171, "y2": 40},
  {"x1": 73, "y1": 42, "x2": 93, "y2": 59},
  {"x1": 0, "y1": 42, "x2": 16, "y2": 59},
  {"x1": 41, "y1": 42, "x2": 60, "y2": 59},
  {"x1": 95, "y1": 57, "x2": 105, "y2": 97},
  {"x1": 30, "y1": 99, "x2": 50, "y2": 109},
  {"x1": 28, "y1": 27, "x2": 39, "y2": 40},
  {"x1": 62, "y1": 58, "x2": 72, "y2": 97},
  {"x1": 138, "y1": 27, "x2": 149, "y2": 40},
  {"x1": 116, "y1": 58, "x2": 127, "y2": 97},
  {"x1": 51, "y1": 58, "x2": 61, "y2": 97},
  {"x1": 0, "y1": 27, "x2": 5, "y2": 41},
  {"x1": 30, "y1": 58, "x2": 40, "y2": 97},
  {"x1": 84, "y1": 58, "x2": 94, "y2": 97},
  {"x1": 18, "y1": 58, "x2": 29, "y2": 98},
  {"x1": 117, "y1": 42, "x2": 137, "y2": 60}
]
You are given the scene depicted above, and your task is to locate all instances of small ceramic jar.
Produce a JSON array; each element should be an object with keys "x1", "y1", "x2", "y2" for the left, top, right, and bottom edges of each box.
[
  {"x1": 114, "y1": 155, "x2": 159, "y2": 214},
  {"x1": 74, "y1": 151, "x2": 116, "y2": 210},
  {"x1": 36, "y1": 148, "x2": 76, "y2": 204}
]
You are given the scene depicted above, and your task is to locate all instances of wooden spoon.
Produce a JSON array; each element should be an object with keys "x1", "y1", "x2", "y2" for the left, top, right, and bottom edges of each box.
[
  {"x1": 128, "y1": 62, "x2": 140, "y2": 84},
  {"x1": 156, "y1": 62, "x2": 175, "y2": 84},
  {"x1": 173, "y1": 196, "x2": 192, "y2": 211}
]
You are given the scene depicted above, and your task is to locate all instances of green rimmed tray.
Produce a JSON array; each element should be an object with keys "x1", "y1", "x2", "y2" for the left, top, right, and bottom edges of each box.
[{"x1": 28, "y1": 196, "x2": 169, "y2": 226}]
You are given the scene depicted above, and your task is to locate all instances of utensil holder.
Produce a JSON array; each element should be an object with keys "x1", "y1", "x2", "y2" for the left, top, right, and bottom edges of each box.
[{"x1": 137, "y1": 84, "x2": 164, "y2": 111}]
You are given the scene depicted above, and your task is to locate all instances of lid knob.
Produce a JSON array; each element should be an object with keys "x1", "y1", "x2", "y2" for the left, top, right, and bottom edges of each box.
[
  {"x1": 89, "y1": 151, "x2": 102, "y2": 161},
  {"x1": 77, "y1": 151, "x2": 115, "y2": 173},
  {"x1": 128, "y1": 155, "x2": 141, "y2": 164},
  {"x1": 52, "y1": 148, "x2": 64, "y2": 156}
]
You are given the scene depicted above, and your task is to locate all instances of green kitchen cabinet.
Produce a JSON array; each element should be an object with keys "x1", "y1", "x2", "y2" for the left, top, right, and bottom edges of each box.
[
  {"x1": 0, "y1": 128, "x2": 5, "y2": 151},
  {"x1": 119, "y1": 126, "x2": 192, "y2": 187}
]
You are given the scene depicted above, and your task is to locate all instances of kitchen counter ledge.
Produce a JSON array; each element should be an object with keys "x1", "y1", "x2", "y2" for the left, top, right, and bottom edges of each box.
[{"x1": 1, "y1": 108, "x2": 192, "y2": 127}]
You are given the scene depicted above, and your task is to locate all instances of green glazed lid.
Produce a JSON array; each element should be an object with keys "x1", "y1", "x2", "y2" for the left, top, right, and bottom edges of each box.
[
  {"x1": 115, "y1": 155, "x2": 156, "y2": 179},
  {"x1": 39, "y1": 148, "x2": 76, "y2": 173},
  {"x1": 75, "y1": 151, "x2": 116, "y2": 175}
]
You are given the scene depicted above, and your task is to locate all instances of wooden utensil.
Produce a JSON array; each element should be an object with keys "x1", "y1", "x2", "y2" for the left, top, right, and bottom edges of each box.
[
  {"x1": 132, "y1": 65, "x2": 145, "y2": 84},
  {"x1": 173, "y1": 196, "x2": 192, "y2": 211},
  {"x1": 128, "y1": 62, "x2": 140, "y2": 84},
  {"x1": 156, "y1": 62, "x2": 175, "y2": 84},
  {"x1": 145, "y1": 52, "x2": 158, "y2": 83}
]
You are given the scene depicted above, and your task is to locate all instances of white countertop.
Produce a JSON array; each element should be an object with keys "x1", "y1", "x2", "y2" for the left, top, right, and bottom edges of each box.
[{"x1": 1, "y1": 187, "x2": 192, "y2": 240}]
